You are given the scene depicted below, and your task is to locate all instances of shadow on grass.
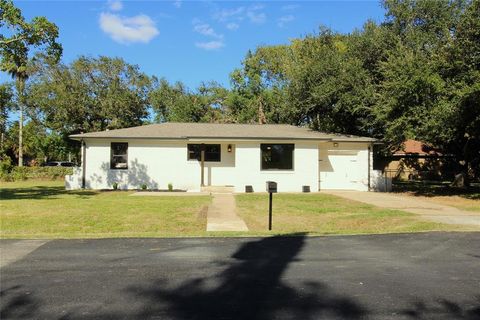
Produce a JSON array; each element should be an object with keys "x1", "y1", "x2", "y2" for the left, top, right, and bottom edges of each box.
[
  {"x1": 393, "y1": 181, "x2": 480, "y2": 200},
  {"x1": 0, "y1": 185, "x2": 97, "y2": 200}
]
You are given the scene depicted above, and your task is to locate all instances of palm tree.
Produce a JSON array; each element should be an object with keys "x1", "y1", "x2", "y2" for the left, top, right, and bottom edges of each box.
[
  {"x1": 0, "y1": 0, "x2": 62, "y2": 166},
  {"x1": 6, "y1": 66, "x2": 28, "y2": 166}
]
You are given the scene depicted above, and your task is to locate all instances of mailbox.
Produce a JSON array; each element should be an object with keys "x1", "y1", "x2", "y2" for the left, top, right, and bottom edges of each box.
[{"x1": 266, "y1": 181, "x2": 277, "y2": 193}]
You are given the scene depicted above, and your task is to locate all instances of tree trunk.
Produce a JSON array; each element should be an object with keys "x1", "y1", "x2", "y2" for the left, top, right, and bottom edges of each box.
[
  {"x1": 451, "y1": 172, "x2": 469, "y2": 188},
  {"x1": 258, "y1": 98, "x2": 266, "y2": 124},
  {"x1": 17, "y1": 78, "x2": 25, "y2": 167}
]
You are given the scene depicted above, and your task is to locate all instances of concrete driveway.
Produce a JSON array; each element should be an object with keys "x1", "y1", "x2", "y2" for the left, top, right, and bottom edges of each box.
[
  {"x1": 324, "y1": 191, "x2": 480, "y2": 226},
  {"x1": 1, "y1": 233, "x2": 479, "y2": 319}
]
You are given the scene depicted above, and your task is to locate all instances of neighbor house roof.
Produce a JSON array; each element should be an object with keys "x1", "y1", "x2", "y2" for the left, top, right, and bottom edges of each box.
[
  {"x1": 393, "y1": 139, "x2": 442, "y2": 156},
  {"x1": 70, "y1": 123, "x2": 377, "y2": 142}
]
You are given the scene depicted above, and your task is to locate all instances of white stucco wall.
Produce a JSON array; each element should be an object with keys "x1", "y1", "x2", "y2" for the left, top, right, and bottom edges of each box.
[
  {"x1": 319, "y1": 142, "x2": 371, "y2": 191},
  {"x1": 233, "y1": 141, "x2": 318, "y2": 193},
  {"x1": 77, "y1": 139, "x2": 371, "y2": 192}
]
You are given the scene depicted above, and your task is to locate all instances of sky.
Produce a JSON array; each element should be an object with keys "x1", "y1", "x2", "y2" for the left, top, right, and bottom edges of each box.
[{"x1": 2, "y1": 0, "x2": 386, "y2": 89}]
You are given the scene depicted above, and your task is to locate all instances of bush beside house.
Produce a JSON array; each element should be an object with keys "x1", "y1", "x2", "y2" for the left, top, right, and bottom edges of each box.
[{"x1": 0, "y1": 160, "x2": 73, "y2": 181}]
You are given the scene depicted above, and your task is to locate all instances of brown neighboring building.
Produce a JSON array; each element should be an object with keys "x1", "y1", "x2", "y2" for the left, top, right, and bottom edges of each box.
[{"x1": 384, "y1": 140, "x2": 454, "y2": 181}]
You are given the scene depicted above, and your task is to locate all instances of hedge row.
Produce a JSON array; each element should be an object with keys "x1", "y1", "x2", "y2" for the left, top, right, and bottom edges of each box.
[{"x1": 0, "y1": 165, "x2": 74, "y2": 181}]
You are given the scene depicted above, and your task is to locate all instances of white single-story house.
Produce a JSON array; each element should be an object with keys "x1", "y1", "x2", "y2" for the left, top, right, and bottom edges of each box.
[{"x1": 66, "y1": 122, "x2": 383, "y2": 192}]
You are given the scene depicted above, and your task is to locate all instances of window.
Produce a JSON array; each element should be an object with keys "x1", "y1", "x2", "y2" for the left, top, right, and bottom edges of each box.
[
  {"x1": 188, "y1": 144, "x2": 221, "y2": 162},
  {"x1": 111, "y1": 143, "x2": 128, "y2": 169},
  {"x1": 261, "y1": 144, "x2": 294, "y2": 170}
]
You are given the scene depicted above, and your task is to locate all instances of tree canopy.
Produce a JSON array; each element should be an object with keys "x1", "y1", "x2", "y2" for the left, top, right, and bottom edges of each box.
[
  {"x1": 1, "y1": 0, "x2": 479, "y2": 178},
  {"x1": 28, "y1": 56, "x2": 152, "y2": 135}
]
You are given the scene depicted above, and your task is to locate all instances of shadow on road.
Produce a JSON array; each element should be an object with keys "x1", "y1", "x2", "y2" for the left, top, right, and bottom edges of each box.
[
  {"x1": 401, "y1": 298, "x2": 480, "y2": 320},
  {"x1": 1, "y1": 235, "x2": 480, "y2": 319},
  {"x1": 0, "y1": 286, "x2": 39, "y2": 319},
  {"x1": 128, "y1": 234, "x2": 366, "y2": 319}
]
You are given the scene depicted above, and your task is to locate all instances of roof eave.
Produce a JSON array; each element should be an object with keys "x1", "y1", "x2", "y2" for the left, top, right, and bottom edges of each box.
[{"x1": 69, "y1": 135, "x2": 379, "y2": 142}]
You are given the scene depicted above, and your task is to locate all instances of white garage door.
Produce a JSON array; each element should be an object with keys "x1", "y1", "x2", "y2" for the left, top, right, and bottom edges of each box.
[{"x1": 319, "y1": 150, "x2": 359, "y2": 190}]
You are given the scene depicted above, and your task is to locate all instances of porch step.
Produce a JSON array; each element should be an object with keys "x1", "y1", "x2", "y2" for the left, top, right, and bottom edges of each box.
[{"x1": 201, "y1": 186, "x2": 235, "y2": 194}]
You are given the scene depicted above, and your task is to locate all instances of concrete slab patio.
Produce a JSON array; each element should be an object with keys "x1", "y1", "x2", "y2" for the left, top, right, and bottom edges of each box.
[
  {"x1": 206, "y1": 193, "x2": 249, "y2": 232},
  {"x1": 324, "y1": 190, "x2": 480, "y2": 226}
]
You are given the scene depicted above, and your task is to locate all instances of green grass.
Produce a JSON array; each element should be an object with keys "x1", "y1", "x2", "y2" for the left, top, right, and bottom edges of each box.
[
  {"x1": 0, "y1": 180, "x2": 211, "y2": 239},
  {"x1": 392, "y1": 181, "x2": 480, "y2": 213},
  {"x1": 235, "y1": 193, "x2": 479, "y2": 235},
  {"x1": 2, "y1": 181, "x2": 477, "y2": 239}
]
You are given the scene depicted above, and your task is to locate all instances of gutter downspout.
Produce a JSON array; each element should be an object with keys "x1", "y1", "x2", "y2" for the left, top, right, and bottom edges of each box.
[
  {"x1": 81, "y1": 139, "x2": 86, "y2": 189},
  {"x1": 200, "y1": 143, "x2": 205, "y2": 187},
  {"x1": 368, "y1": 143, "x2": 372, "y2": 191}
]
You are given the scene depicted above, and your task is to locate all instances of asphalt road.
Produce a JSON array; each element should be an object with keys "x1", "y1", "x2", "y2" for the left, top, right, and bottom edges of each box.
[{"x1": 1, "y1": 233, "x2": 479, "y2": 320}]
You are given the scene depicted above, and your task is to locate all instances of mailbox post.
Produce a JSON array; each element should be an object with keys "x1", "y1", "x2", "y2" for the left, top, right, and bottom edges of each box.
[{"x1": 266, "y1": 181, "x2": 277, "y2": 230}]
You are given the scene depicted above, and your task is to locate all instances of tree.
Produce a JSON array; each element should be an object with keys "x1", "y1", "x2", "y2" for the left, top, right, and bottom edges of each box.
[
  {"x1": 150, "y1": 78, "x2": 228, "y2": 123},
  {"x1": 376, "y1": 0, "x2": 479, "y2": 180},
  {"x1": 0, "y1": 83, "x2": 14, "y2": 158},
  {"x1": 28, "y1": 56, "x2": 151, "y2": 135},
  {"x1": 431, "y1": 0, "x2": 480, "y2": 181},
  {"x1": 228, "y1": 47, "x2": 291, "y2": 124},
  {"x1": 223, "y1": 0, "x2": 479, "y2": 180},
  {"x1": 0, "y1": 0, "x2": 62, "y2": 166}
]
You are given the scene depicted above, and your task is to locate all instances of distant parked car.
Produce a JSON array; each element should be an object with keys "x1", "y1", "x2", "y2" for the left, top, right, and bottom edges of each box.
[{"x1": 43, "y1": 161, "x2": 76, "y2": 167}]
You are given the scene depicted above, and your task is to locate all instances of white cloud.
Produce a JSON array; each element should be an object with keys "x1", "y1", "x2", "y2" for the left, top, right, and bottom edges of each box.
[
  {"x1": 99, "y1": 12, "x2": 159, "y2": 44},
  {"x1": 281, "y1": 4, "x2": 299, "y2": 11},
  {"x1": 173, "y1": 0, "x2": 182, "y2": 8},
  {"x1": 108, "y1": 0, "x2": 123, "y2": 11},
  {"x1": 246, "y1": 5, "x2": 266, "y2": 24},
  {"x1": 193, "y1": 22, "x2": 223, "y2": 39},
  {"x1": 212, "y1": 5, "x2": 266, "y2": 27},
  {"x1": 195, "y1": 40, "x2": 224, "y2": 50},
  {"x1": 249, "y1": 4, "x2": 264, "y2": 11},
  {"x1": 192, "y1": 20, "x2": 224, "y2": 50},
  {"x1": 247, "y1": 11, "x2": 266, "y2": 24},
  {"x1": 226, "y1": 22, "x2": 239, "y2": 31},
  {"x1": 278, "y1": 15, "x2": 295, "y2": 27},
  {"x1": 213, "y1": 7, "x2": 245, "y2": 22}
]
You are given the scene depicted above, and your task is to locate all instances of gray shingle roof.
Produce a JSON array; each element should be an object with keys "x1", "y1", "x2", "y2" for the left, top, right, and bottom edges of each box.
[{"x1": 69, "y1": 122, "x2": 376, "y2": 142}]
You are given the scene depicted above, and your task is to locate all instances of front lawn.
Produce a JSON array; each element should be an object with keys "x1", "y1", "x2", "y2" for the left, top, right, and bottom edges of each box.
[
  {"x1": 393, "y1": 181, "x2": 480, "y2": 213},
  {"x1": 2, "y1": 181, "x2": 477, "y2": 239},
  {"x1": 236, "y1": 193, "x2": 478, "y2": 235},
  {"x1": 0, "y1": 180, "x2": 211, "y2": 239}
]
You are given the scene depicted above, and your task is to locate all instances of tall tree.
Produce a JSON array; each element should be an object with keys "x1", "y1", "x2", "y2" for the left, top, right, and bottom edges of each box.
[
  {"x1": 28, "y1": 56, "x2": 151, "y2": 135},
  {"x1": 150, "y1": 78, "x2": 228, "y2": 123},
  {"x1": 0, "y1": 83, "x2": 14, "y2": 158},
  {"x1": 229, "y1": 47, "x2": 291, "y2": 124},
  {"x1": 0, "y1": 0, "x2": 62, "y2": 166}
]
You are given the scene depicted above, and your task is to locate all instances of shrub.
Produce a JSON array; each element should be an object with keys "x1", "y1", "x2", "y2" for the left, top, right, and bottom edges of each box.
[
  {"x1": 141, "y1": 184, "x2": 147, "y2": 190},
  {"x1": 0, "y1": 158, "x2": 13, "y2": 181},
  {"x1": 0, "y1": 158, "x2": 13, "y2": 174},
  {"x1": 168, "y1": 183, "x2": 173, "y2": 191},
  {"x1": 0, "y1": 166, "x2": 74, "y2": 181},
  {"x1": 112, "y1": 182, "x2": 118, "y2": 190},
  {"x1": 12, "y1": 167, "x2": 29, "y2": 181}
]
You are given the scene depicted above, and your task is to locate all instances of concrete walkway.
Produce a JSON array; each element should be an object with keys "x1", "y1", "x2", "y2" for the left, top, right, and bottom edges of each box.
[
  {"x1": 206, "y1": 193, "x2": 249, "y2": 232},
  {"x1": 130, "y1": 191, "x2": 209, "y2": 197},
  {"x1": 0, "y1": 240, "x2": 49, "y2": 268},
  {"x1": 323, "y1": 191, "x2": 480, "y2": 226}
]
